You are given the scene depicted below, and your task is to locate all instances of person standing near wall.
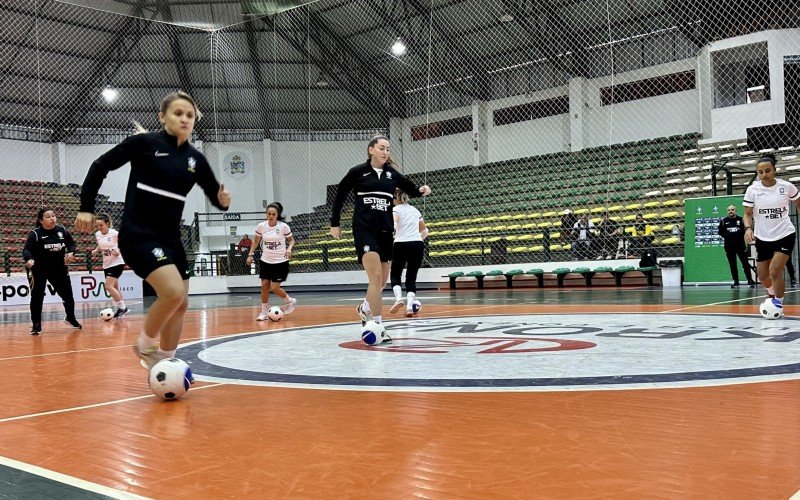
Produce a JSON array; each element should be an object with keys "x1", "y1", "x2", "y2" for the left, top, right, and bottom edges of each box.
[
  {"x1": 717, "y1": 205, "x2": 756, "y2": 288},
  {"x1": 23, "y1": 208, "x2": 82, "y2": 335}
]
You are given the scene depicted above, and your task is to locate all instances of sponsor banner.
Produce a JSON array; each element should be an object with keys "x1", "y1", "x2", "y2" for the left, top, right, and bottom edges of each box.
[{"x1": 0, "y1": 271, "x2": 143, "y2": 306}]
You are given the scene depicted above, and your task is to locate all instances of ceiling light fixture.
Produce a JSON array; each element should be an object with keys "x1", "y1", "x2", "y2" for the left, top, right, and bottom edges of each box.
[
  {"x1": 499, "y1": 13, "x2": 515, "y2": 23},
  {"x1": 391, "y1": 37, "x2": 407, "y2": 57},
  {"x1": 315, "y1": 73, "x2": 329, "y2": 88},
  {"x1": 101, "y1": 86, "x2": 119, "y2": 103}
]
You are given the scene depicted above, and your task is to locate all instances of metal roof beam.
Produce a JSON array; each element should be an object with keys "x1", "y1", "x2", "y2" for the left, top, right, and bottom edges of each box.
[{"x1": 244, "y1": 19, "x2": 274, "y2": 137}]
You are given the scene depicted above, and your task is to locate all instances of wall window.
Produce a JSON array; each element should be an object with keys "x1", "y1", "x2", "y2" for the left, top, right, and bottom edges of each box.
[
  {"x1": 410, "y1": 115, "x2": 472, "y2": 141},
  {"x1": 711, "y1": 41, "x2": 770, "y2": 108},
  {"x1": 600, "y1": 70, "x2": 696, "y2": 106},
  {"x1": 493, "y1": 96, "x2": 569, "y2": 126}
]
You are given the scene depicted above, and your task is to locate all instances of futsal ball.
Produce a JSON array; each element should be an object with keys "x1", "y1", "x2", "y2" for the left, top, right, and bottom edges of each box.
[
  {"x1": 267, "y1": 306, "x2": 284, "y2": 322},
  {"x1": 759, "y1": 298, "x2": 784, "y2": 319},
  {"x1": 149, "y1": 358, "x2": 193, "y2": 400},
  {"x1": 361, "y1": 320, "x2": 386, "y2": 346},
  {"x1": 411, "y1": 299, "x2": 422, "y2": 314},
  {"x1": 99, "y1": 308, "x2": 114, "y2": 321}
]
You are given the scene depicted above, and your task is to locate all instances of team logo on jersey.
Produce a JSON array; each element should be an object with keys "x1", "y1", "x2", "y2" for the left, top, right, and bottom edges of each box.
[
  {"x1": 780, "y1": 187, "x2": 786, "y2": 194},
  {"x1": 57, "y1": 231, "x2": 63, "y2": 239},
  {"x1": 363, "y1": 245, "x2": 370, "y2": 253},
  {"x1": 386, "y1": 171, "x2": 393, "y2": 179},
  {"x1": 151, "y1": 247, "x2": 166, "y2": 261},
  {"x1": 187, "y1": 157, "x2": 197, "y2": 173}
]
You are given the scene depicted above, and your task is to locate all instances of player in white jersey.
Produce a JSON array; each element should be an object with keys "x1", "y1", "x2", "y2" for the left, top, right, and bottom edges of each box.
[
  {"x1": 743, "y1": 155, "x2": 800, "y2": 311},
  {"x1": 389, "y1": 189, "x2": 428, "y2": 316},
  {"x1": 92, "y1": 214, "x2": 128, "y2": 318},
  {"x1": 246, "y1": 202, "x2": 297, "y2": 320}
]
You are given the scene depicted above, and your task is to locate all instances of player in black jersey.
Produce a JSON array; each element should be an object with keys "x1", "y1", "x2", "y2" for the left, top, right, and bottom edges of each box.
[
  {"x1": 23, "y1": 208, "x2": 82, "y2": 335},
  {"x1": 330, "y1": 135, "x2": 431, "y2": 333},
  {"x1": 74, "y1": 91, "x2": 231, "y2": 368}
]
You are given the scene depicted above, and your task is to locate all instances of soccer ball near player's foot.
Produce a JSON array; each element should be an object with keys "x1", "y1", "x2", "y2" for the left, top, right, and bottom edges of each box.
[
  {"x1": 361, "y1": 320, "x2": 386, "y2": 345},
  {"x1": 99, "y1": 308, "x2": 114, "y2": 321},
  {"x1": 149, "y1": 358, "x2": 193, "y2": 400},
  {"x1": 760, "y1": 298, "x2": 784, "y2": 319},
  {"x1": 267, "y1": 306, "x2": 284, "y2": 322}
]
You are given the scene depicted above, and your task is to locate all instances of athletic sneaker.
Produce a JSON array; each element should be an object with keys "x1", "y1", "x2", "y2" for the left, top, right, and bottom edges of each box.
[
  {"x1": 381, "y1": 331, "x2": 392, "y2": 344},
  {"x1": 64, "y1": 317, "x2": 82, "y2": 329},
  {"x1": 356, "y1": 303, "x2": 368, "y2": 326},
  {"x1": 113, "y1": 307, "x2": 129, "y2": 318},
  {"x1": 405, "y1": 307, "x2": 414, "y2": 318},
  {"x1": 389, "y1": 299, "x2": 405, "y2": 314},
  {"x1": 133, "y1": 344, "x2": 164, "y2": 369},
  {"x1": 283, "y1": 297, "x2": 297, "y2": 315},
  {"x1": 30, "y1": 323, "x2": 41, "y2": 336},
  {"x1": 256, "y1": 311, "x2": 269, "y2": 321}
]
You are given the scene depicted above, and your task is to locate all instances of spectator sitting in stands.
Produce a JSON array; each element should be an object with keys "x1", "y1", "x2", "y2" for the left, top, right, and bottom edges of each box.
[
  {"x1": 630, "y1": 213, "x2": 655, "y2": 254},
  {"x1": 571, "y1": 213, "x2": 594, "y2": 260},
  {"x1": 561, "y1": 209, "x2": 577, "y2": 241},
  {"x1": 596, "y1": 212, "x2": 622, "y2": 259}
]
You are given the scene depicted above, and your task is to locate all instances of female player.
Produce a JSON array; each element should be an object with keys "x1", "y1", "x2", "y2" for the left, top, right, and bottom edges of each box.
[
  {"x1": 23, "y1": 208, "x2": 82, "y2": 335},
  {"x1": 389, "y1": 189, "x2": 428, "y2": 317},
  {"x1": 743, "y1": 155, "x2": 800, "y2": 312},
  {"x1": 330, "y1": 135, "x2": 431, "y2": 335},
  {"x1": 246, "y1": 202, "x2": 296, "y2": 320},
  {"x1": 92, "y1": 213, "x2": 128, "y2": 318},
  {"x1": 75, "y1": 91, "x2": 231, "y2": 368}
]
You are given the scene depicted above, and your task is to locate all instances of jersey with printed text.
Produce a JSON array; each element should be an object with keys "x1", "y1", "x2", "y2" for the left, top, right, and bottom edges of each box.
[
  {"x1": 743, "y1": 178, "x2": 799, "y2": 241},
  {"x1": 94, "y1": 228, "x2": 125, "y2": 269},
  {"x1": 255, "y1": 221, "x2": 292, "y2": 264}
]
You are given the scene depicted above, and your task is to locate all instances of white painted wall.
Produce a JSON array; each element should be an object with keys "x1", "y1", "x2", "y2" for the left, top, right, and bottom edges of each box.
[
  {"x1": 399, "y1": 106, "x2": 474, "y2": 173},
  {"x1": 0, "y1": 138, "x2": 54, "y2": 182}
]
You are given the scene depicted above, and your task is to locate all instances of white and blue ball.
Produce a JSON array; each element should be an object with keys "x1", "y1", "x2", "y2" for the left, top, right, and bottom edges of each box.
[
  {"x1": 759, "y1": 298, "x2": 784, "y2": 319},
  {"x1": 149, "y1": 358, "x2": 193, "y2": 400},
  {"x1": 361, "y1": 320, "x2": 386, "y2": 346},
  {"x1": 410, "y1": 299, "x2": 422, "y2": 314}
]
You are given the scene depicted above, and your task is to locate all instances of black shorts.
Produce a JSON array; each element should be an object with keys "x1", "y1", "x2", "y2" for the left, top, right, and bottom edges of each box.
[
  {"x1": 354, "y1": 230, "x2": 393, "y2": 264},
  {"x1": 755, "y1": 233, "x2": 796, "y2": 262},
  {"x1": 103, "y1": 264, "x2": 125, "y2": 278},
  {"x1": 119, "y1": 238, "x2": 189, "y2": 280},
  {"x1": 258, "y1": 260, "x2": 289, "y2": 282}
]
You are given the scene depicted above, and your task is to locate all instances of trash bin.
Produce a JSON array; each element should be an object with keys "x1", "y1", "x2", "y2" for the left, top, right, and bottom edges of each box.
[{"x1": 660, "y1": 260, "x2": 682, "y2": 287}]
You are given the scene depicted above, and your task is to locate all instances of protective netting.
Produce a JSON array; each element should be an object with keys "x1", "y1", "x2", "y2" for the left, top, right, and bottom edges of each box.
[{"x1": 1, "y1": 0, "x2": 800, "y2": 283}]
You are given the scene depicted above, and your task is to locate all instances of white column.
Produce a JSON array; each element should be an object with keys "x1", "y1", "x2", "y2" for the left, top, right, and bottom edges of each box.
[
  {"x1": 471, "y1": 100, "x2": 488, "y2": 166},
  {"x1": 52, "y1": 142, "x2": 66, "y2": 183},
  {"x1": 568, "y1": 77, "x2": 585, "y2": 152}
]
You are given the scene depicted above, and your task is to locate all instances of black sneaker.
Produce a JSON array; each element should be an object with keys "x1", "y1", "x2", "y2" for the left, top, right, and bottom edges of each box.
[
  {"x1": 731, "y1": 282, "x2": 740, "y2": 288},
  {"x1": 113, "y1": 307, "x2": 129, "y2": 318},
  {"x1": 791, "y1": 281, "x2": 797, "y2": 288},
  {"x1": 64, "y1": 317, "x2": 82, "y2": 329},
  {"x1": 748, "y1": 281, "x2": 756, "y2": 288},
  {"x1": 31, "y1": 323, "x2": 41, "y2": 335}
]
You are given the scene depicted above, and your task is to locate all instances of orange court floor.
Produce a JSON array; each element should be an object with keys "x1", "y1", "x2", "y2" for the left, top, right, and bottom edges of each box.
[{"x1": 0, "y1": 286, "x2": 798, "y2": 499}]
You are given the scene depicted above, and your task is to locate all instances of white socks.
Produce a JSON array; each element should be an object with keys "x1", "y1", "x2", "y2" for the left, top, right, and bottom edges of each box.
[
  {"x1": 261, "y1": 302, "x2": 269, "y2": 312},
  {"x1": 406, "y1": 291, "x2": 416, "y2": 308},
  {"x1": 393, "y1": 285, "x2": 402, "y2": 301},
  {"x1": 115, "y1": 300, "x2": 126, "y2": 309},
  {"x1": 138, "y1": 331, "x2": 158, "y2": 349},
  {"x1": 159, "y1": 348, "x2": 176, "y2": 358}
]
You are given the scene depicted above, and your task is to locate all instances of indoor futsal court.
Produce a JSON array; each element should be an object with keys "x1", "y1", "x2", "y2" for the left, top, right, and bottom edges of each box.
[
  {"x1": 0, "y1": 287, "x2": 799, "y2": 498},
  {"x1": 3, "y1": 0, "x2": 800, "y2": 498}
]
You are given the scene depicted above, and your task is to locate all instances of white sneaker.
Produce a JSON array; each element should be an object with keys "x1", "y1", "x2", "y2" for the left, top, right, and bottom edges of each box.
[
  {"x1": 389, "y1": 299, "x2": 405, "y2": 314},
  {"x1": 405, "y1": 307, "x2": 414, "y2": 318},
  {"x1": 283, "y1": 297, "x2": 297, "y2": 315},
  {"x1": 356, "y1": 303, "x2": 369, "y2": 326},
  {"x1": 256, "y1": 311, "x2": 269, "y2": 321}
]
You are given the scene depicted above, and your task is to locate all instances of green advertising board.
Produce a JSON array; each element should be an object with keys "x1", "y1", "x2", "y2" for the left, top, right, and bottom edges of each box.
[{"x1": 684, "y1": 195, "x2": 750, "y2": 283}]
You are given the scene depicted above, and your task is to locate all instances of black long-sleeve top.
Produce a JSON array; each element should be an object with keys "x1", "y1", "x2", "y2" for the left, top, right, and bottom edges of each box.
[
  {"x1": 718, "y1": 215, "x2": 746, "y2": 247},
  {"x1": 22, "y1": 225, "x2": 76, "y2": 268},
  {"x1": 330, "y1": 161, "x2": 422, "y2": 232},
  {"x1": 79, "y1": 130, "x2": 228, "y2": 241}
]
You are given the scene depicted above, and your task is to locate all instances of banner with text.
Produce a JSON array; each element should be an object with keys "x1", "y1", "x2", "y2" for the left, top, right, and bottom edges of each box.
[{"x1": 0, "y1": 271, "x2": 144, "y2": 307}]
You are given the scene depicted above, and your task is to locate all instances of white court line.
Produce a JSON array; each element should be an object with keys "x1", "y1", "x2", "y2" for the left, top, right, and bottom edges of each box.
[
  {"x1": 337, "y1": 296, "x2": 449, "y2": 301},
  {"x1": 661, "y1": 290, "x2": 799, "y2": 313},
  {"x1": 790, "y1": 488, "x2": 800, "y2": 500},
  {"x1": 0, "y1": 454, "x2": 151, "y2": 499},
  {"x1": 0, "y1": 383, "x2": 224, "y2": 424},
  {"x1": 0, "y1": 344, "x2": 129, "y2": 362}
]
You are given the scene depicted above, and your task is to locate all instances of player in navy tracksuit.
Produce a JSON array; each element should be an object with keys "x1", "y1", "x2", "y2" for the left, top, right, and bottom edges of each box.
[
  {"x1": 330, "y1": 135, "x2": 431, "y2": 334},
  {"x1": 75, "y1": 91, "x2": 231, "y2": 369},
  {"x1": 23, "y1": 208, "x2": 82, "y2": 335}
]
